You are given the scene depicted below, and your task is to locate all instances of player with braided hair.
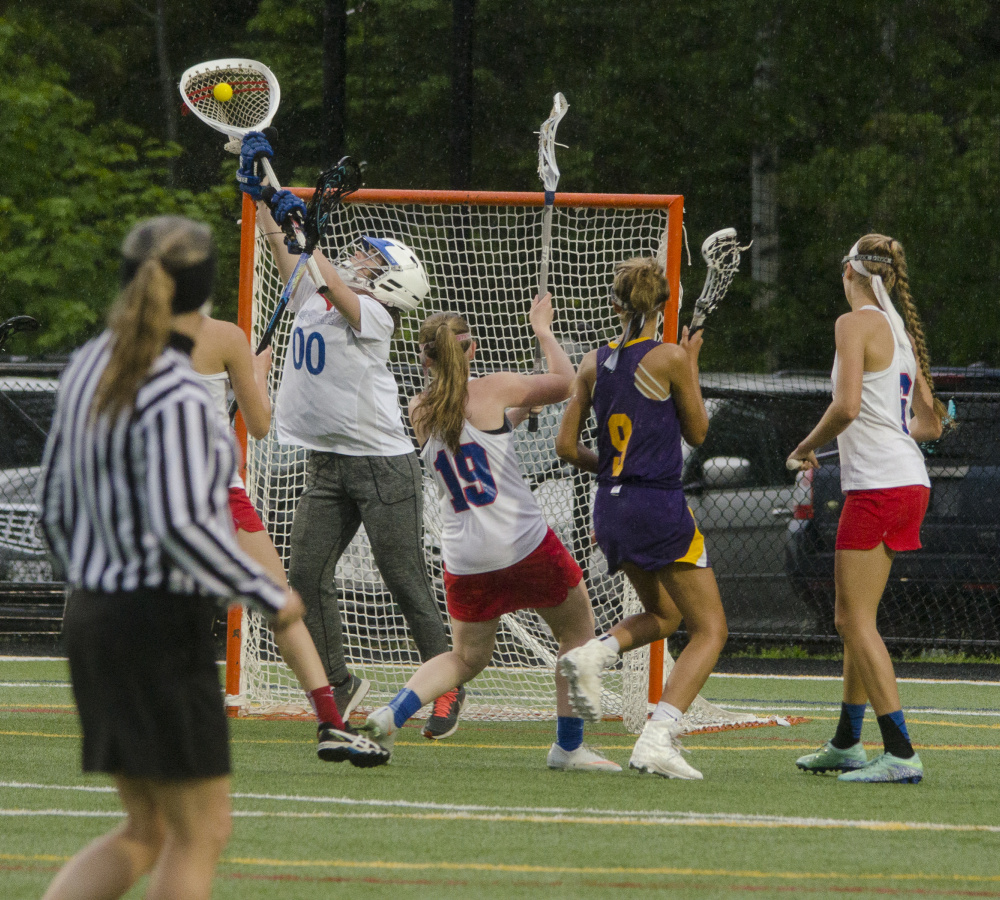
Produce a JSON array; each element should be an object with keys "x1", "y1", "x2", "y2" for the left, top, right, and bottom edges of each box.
[
  {"x1": 787, "y1": 233, "x2": 944, "y2": 784},
  {"x1": 362, "y1": 297, "x2": 620, "y2": 772},
  {"x1": 555, "y1": 256, "x2": 727, "y2": 780}
]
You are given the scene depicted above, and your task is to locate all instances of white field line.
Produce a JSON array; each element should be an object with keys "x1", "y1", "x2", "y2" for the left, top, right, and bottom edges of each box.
[
  {"x1": 711, "y1": 673, "x2": 1000, "y2": 687},
  {"x1": 700, "y1": 703, "x2": 1000, "y2": 718},
  {"x1": 1, "y1": 781, "x2": 998, "y2": 834}
]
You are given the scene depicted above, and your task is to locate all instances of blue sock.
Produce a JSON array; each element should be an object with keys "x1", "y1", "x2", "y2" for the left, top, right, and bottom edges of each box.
[
  {"x1": 832, "y1": 702, "x2": 867, "y2": 749},
  {"x1": 846, "y1": 703, "x2": 866, "y2": 742},
  {"x1": 388, "y1": 688, "x2": 424, "y2": 728},
  {"x1": 557, "y1": 716, "x2": 584, "y2": 752},
  {"x1": 886, "y1": 709, "x2": 910, "y2": 742}
]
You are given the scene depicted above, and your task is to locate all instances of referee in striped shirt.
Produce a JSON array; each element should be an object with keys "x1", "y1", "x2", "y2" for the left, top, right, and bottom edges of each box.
[{"x1": 38, "y1": 216, "x2": 303, "y2": 900}]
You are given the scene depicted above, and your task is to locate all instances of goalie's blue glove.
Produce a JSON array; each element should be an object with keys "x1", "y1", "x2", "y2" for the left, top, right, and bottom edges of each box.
[
  {"x1": 268, "y1": 189, "x2": 308, "y2": 254},
  {"x1": 236, "y1": 131, "x2": 274, "y2": 201}
]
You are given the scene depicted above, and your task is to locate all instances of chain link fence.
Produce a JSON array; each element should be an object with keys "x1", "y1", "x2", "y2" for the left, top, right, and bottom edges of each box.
[{"x1": 2, "y1": 361, "x2": 998, "y2": 651}]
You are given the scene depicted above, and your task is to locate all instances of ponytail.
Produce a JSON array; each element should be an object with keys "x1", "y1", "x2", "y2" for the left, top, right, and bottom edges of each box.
[
  {"x1": 92, "y1": 216, "x2": 215, "y2": 422},
  {"x1": 415, "y1": 313, "x2": 473, "y2": 452}
]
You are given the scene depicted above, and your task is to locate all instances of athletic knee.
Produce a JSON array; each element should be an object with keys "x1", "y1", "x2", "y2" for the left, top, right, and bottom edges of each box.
[
  {"x1": 688, "y1": 614, "x2": 727, "y2": 649},
  {"x1": 455, "y1": 644, "x2": 491, "y2": 676},
  {"x1": 120, "y1": 814, "x2": 166, "y2": 864}
]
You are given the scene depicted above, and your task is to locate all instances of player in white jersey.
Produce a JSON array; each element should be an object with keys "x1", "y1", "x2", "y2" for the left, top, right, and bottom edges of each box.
[
  {"x1": 787, "y1": 233, "x2": 946, "y2": 784},
  {"x1": 361, "y1": 296, "x2": 620, "y2": 772},
  {"x1": 190, "y1": 316, "x2": 388, "y2": 767},
  {"x1": 239, "y1": 131, "x2": 460, "y2": 739}
]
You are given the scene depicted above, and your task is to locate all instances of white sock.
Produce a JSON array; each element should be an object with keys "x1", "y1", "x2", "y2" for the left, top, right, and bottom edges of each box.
[
  {"x1": 650, "y1": 701, "x2": 683, "y2": 723},
  {"x1": 598, "y1": 634, "x2": 621, "y2": 655}
]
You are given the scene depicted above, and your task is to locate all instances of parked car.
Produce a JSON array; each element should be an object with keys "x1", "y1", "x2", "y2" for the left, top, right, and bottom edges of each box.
[{"x1": 786, "y1": 367, "x2": 1000, "y2": 644}]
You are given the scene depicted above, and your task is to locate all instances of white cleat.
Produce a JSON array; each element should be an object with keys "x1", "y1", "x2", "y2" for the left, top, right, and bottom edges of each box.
[
  {"x1": 558, "y1": 639, "x2": 618, "y2": 723},
  {"x1": 361, "y1": 705, "x2": 396, "y2": 754},
  {"x1": 629, "y1": 719, "x2": 703, "y2": 780},
  {"x1": 546, "y1": 742, "x2": 622, "y2": 772}
]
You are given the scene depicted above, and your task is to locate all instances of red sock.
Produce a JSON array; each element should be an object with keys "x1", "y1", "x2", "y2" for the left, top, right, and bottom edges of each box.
[{"x1": 306, "y1": 685, "x2": 345, "y2": 729}]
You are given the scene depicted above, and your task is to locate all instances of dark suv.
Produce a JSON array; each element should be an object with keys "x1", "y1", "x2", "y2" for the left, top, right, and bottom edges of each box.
[{"x1": 785, "y1": 368, "x2": 1000, "y2": 646}]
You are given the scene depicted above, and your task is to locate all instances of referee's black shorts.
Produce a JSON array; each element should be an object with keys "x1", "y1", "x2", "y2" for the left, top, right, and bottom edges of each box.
[{"x1": 63, "y1": 588, "x2": 230, "y2": 779}]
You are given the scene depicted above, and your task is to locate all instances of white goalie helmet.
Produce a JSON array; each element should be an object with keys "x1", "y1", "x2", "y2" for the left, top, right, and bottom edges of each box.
[{"x1": 339, "y1": 236, "x2": 430, "y2": 312}]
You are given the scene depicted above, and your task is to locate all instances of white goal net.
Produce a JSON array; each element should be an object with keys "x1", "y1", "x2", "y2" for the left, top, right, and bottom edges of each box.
[{"x1": 231, "y1": 188, "x2": 759, "y2": 734}]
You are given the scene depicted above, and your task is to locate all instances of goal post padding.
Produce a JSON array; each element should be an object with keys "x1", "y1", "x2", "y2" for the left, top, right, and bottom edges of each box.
[{"x1": 228, "y1": 188, "x2": 758, "y2": 732}]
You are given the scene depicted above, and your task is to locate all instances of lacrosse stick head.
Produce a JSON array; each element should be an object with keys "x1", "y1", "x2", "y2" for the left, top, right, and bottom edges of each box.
[
  {"x1": 537, "y1": 92, "x2": 569, "y2": 192},
  {"x1": 690, "y1": 228, "x2": 749, "y2": 330},
  {"x1": 178, "y1": 58, "x2": 280, "y2": 153},
  {"x1": 305, "y1": 156, "x2": 366, "y2": 248},
  {"x1": 338, "y1": 237, "x2": 430, "y2": 312},
  {"x1": 0, "y1": 315, "x2": 40, "y2": 351}
]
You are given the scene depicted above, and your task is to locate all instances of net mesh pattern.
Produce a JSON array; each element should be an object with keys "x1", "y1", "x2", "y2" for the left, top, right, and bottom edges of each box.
[
  {"x1": 181, "y1": 64, "x2": 273, "y2": 133},
  {"x1": 236, "y1": 195, "x2": 760, "y2": 730}
]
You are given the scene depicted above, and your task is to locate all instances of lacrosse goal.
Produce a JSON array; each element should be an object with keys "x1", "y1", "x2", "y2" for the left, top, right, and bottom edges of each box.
[{"x1": 227, "y1": 188, "x2": 761, "y2": 734}]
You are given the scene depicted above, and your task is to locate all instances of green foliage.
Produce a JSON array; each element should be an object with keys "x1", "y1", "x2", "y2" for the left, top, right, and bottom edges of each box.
[
  {"x1": 3, "y1": 0, "x2": 1000, "y2": 363},
  {"x1": 0, "y1": 17, "x2": 241, "y2": 352}
]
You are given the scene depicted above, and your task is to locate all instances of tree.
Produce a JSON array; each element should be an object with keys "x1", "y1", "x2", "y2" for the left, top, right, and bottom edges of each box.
[{"x1": 0, "y1": 18, "x2": 240, "y2": 352}]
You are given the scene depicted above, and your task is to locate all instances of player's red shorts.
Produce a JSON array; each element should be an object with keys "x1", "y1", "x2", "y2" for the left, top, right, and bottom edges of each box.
[
  {"x1": 835, "y1": 485, "x2": 930, "y2": 552},
  {"x1": 443, "y1": 527, "x2": 584, "y2": 623},
  {"x1": 229, "y1": 486, "x2": 266, "y2": 534}
]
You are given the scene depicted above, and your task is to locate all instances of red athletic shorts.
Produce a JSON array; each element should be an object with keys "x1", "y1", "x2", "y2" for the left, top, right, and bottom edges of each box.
[
  {"x1": 229, "y1": 486, "x2": 266, "y2": 534},
  {"x1": 443, "y1": 527, "x2": 584, "y2": 623},
  {"x1": 835, "y1": 485, "x2": 930, "y2": 552}
]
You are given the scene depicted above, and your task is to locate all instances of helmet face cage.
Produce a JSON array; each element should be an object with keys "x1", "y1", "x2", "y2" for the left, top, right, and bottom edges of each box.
[{"x1": 337, "y1": 236, "x2": 429, "y2": 312}]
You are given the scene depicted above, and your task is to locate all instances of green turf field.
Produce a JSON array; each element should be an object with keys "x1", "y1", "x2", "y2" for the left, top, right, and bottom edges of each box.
[{"x1": 1, "y1": 657, "x2": 998, "y2": 899}]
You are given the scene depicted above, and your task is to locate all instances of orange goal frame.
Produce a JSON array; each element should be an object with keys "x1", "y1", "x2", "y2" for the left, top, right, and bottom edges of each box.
[{"x1": 230, "y1": 188, "x2": 684, "y2": 716}]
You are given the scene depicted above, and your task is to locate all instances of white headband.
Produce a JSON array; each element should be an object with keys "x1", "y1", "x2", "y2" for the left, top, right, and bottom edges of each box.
[{"x1": 845, "y1": 241, "x2": 909, "y2": 349}]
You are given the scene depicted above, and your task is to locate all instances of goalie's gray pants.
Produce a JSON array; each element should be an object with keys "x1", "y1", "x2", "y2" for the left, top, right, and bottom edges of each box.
[{"x1": 288, "y1": 450, "x2": 449, "y2": 686}]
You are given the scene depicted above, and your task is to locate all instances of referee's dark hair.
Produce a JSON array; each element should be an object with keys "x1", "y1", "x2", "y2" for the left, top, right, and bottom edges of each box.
[{"x1": 93, "y1": 216, "x2": 216, "y2": 421}]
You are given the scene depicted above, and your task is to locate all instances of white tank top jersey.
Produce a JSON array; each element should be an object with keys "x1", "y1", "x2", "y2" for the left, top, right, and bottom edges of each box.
[
  {"x1": 832, "y1": 306, "x2": 930, "y2": 492},
  {"x1": 421, "y1": 418, "x2": 549, "y2": 575},
  {"x1": 191, "y1": 369, "x2": 244, "y2": 489},
  {"x1": 275, "y1": 287, "x2": 413, "y2": 456}
]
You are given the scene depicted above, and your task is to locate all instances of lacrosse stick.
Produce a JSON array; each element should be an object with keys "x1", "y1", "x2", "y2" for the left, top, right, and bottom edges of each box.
[
  {"x1": 227, "y1": 156, "x2": 365, "y2": 421},
  {"x1": 528, "y1": 92, "x2": 569, "y2": 433},
  {"x1": 688, "y1": 228, "x2": 750, "y2": 335},
  {"x1": 0, "y1": 315, "x2": 40, "y2": 351},
  {"x1": 255, "y1": 157, "x2": 365, "y2": 354},
  {"x1": 178, "y1": 58, "x2": 325, "y2": 293}
]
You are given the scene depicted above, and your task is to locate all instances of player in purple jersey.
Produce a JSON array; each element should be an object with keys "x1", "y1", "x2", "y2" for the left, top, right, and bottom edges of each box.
[{"x1": 556, "y1": 256, "x2": 728, "y2": 780}]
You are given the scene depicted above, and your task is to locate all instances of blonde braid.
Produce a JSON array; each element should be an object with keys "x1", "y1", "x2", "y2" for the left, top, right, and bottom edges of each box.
[{"x1": 858, "y1": 234, "x2": 948, "y2": 425}]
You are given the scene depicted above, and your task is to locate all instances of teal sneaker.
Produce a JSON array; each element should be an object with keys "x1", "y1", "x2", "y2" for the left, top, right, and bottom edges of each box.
[
  {"x1": 837, "y1": 751, "x2": 923, "y2": 784},
  {"x1": 796, "y1": 741, "x2": 868, "y2": 774}
]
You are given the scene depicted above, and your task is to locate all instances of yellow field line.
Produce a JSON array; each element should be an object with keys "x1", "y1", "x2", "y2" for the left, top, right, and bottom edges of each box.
[{"x1": 3, "y1": 850, "x2": 998, "y2": 884}]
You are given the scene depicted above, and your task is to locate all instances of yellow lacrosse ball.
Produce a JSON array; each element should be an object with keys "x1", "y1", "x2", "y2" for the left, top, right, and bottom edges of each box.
[{"x1": 213, "y1": 82, "x2": 233, "y2": 102}]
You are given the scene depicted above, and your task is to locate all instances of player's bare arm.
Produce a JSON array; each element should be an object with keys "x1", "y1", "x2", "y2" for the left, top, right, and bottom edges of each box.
[
  {"x1": 506, "y1": 292, "x2": 575, "y2": 427},
  {"x1": 789, "y1": 312, "x2": 869, "y2": 466},
  {"x1": 906, "y1": 335, "x2": 944, "y2": 443},
  {"x1": 644, "y1": 327, "x2": 708, "y2": 447},
  {"x1": 220, "y1": 322, "x2": 272, "y2": 440},
  {"x1": 555, "y1": 349, "x2": 599, "y2": 473},
  {"x1": 255, "y1": 200, "x2": 363, "y2": 328},
  {"x1": 408, "y1": 393, "x2": 430, "y2": 447}
]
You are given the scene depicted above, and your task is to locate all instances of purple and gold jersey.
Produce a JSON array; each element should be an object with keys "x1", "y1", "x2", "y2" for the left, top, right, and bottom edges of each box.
[{"x1": 593, "y1": 338, "x2": 684, "y2": 490}]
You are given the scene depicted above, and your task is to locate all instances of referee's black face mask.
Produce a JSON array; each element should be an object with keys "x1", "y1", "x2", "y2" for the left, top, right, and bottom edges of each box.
[{"x1": 119, "y1": 250, "x2": 217, "y2": 314}]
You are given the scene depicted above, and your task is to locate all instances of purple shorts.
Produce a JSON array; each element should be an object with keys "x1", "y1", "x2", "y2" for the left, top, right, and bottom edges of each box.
[{"x1": 594, "y1": 483, "x2": 709, "y2": 573}]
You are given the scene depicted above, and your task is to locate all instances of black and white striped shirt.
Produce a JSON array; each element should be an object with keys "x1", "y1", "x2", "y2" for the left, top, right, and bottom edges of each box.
[{"x1": 38, "y1": 331, "x2": 286, "y2": 615}]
